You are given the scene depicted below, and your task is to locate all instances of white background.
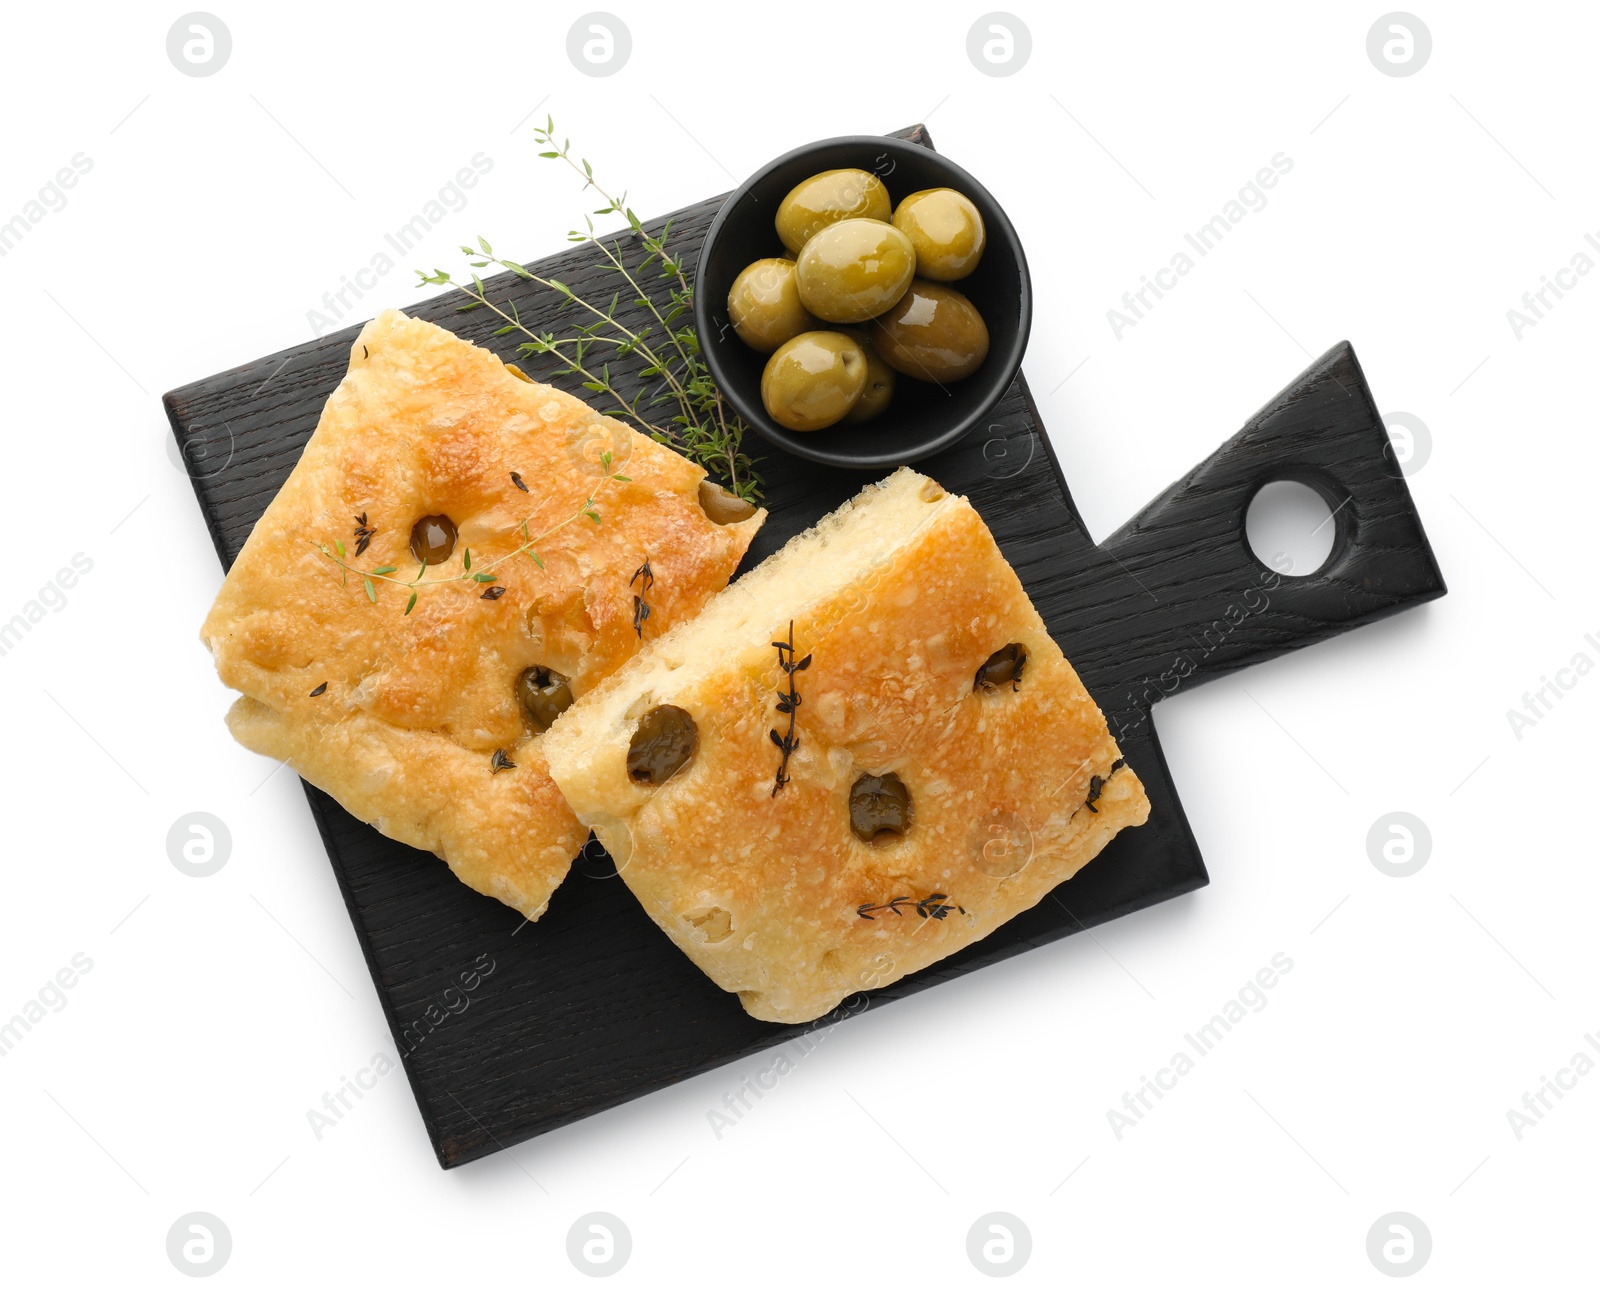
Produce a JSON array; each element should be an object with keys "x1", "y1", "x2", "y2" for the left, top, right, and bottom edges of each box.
[{"x1": 1, "y1": 1, "x2": 1595, "y2": 1284}]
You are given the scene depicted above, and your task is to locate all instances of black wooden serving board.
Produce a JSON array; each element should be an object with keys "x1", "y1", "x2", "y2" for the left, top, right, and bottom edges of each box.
[{"x1": 165, "y1": 125, "x2": 1445, "y2": 1168}]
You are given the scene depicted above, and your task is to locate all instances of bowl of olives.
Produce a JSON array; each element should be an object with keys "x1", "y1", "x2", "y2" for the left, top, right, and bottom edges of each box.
[{"x1": 694, "y1": 135, "x2": 1031, "y2": 470}]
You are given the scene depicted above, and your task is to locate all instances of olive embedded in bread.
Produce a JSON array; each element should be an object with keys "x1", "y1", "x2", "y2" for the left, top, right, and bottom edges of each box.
[
  {"x1": 518, "y1": 666, "x2": 574, "y2": 731},
  {"x1": 760, "y1": 331, "x2": 868, "y2": 432},
  {"x1": 775, "y1": 168, "x2": 892, "y2": 254},
  {"x1": 974, "y1": 643, "x2": 1027, "y2": 692},
  {"x1": 794, "y1": 219, "x2": 917, "y2": 324},
  {"x1": 727, "y1": 257, "x2": 817, "y2": 354},
  {"x1": 409, "y1": 514, "x2": 458, "y2": 565},
  {"x1": 697, "y1": 479, "x2": 759, "y2": 525},
  {"x1": 869, "y1": 280, "x2": 990, "y2": 383},
  {"x1": 849, "y1": 772, "x2": 913, "y2": 842},
  {"x1": 891, "y1": 188, "x2": 986, "y2": 281},
  {"x1": 628, "y1": 704, "x2": 699, "y2": 784}
]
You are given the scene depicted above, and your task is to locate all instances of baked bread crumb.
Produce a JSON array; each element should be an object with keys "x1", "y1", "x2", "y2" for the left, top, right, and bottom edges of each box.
[{"x1": 544, "y1": 467, "x2": 1148, "y2": 1022}]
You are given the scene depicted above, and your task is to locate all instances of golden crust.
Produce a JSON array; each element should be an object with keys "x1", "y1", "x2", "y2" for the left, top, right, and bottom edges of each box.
[
  {"x1": 202, "y1": 308, "x2": 764, "y2": 917},
  {"x1": 544, "y1": 469, "x2": 1149, "y2": 1022}
]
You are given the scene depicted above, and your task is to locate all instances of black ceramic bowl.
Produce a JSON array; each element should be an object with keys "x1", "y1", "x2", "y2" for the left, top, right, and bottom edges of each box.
[{"x1": 694, "y1": 135, "x2": 1032, "y2": 471}]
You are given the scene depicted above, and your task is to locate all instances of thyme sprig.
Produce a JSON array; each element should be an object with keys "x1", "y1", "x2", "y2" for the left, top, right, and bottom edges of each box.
[
  {"x1": 414, "y1": 116, "x2": 762, "y2": 503},
  {"x1": 534, "y1": 119, "x2": 761, "y2": 500},
  {"x1": 631, "y1": 558, "x2": 654, "y2": 639},
  {"x1": 314, "y1": 455, "x2": 630, "y2": 614},
  {"x1": 856, "y1": 894, "x2": 969, "y2": 921},
  {"x1": 769, "y1": 621, "x2": 810, "y2": 796}
]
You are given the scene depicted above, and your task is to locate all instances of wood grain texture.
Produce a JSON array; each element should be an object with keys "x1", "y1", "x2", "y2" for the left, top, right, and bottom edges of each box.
[{"x1": 163, "y1": 125, "x2": 1445, "y2": 1167}]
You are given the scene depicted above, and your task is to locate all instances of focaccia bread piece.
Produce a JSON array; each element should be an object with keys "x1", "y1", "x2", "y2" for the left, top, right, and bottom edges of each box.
[
  {"x1": 202, "y1": 308, "x2": 764, "y2": 919},
  {"x1": 542, "y1": 467, "x2": 1148, "y2": 1023}
]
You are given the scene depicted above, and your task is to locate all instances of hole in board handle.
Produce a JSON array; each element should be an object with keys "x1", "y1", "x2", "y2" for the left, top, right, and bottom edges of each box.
[{"x1": 1245, "y1": 479, "x2": 1338, "y2": 577}]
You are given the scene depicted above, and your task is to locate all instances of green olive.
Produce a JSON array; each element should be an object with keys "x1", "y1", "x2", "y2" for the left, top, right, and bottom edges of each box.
[
  {"x1": 697, "y1": 479, "x2": 759, "y2": 525},
  {"x1": 849, "y1": 772, "x2": 913, "y2": 843},
  {"x1": 517, "y1": 666, "x2": 574, "y2": 731},
  {"x1": 409, "y1": 514, "x2": 458, "y2": 565},
  {"x1": 795, "y1": 220, "x2": 917, "y2": 324},
  {"x1": 775, "y1": 168, "x2": 892, "y2": 254},
  {"x1": 892, "y1": 188, "x2": 986, "y2": 281},
  {"x1": 628, "y1": 704, "x2": 699, "y2": 785},
  {"x1": 727, "y1": 258, "x2": 816, "y2": 354},
  {"x1": 869, "y1": 280, "x2": 990, "y2": 383},
  {"x1": 760, "y1": 332, "x2": 868, "y2": 432},
  {"x1": 838, "y1": 329, "x2": 896, "y2": 425}
]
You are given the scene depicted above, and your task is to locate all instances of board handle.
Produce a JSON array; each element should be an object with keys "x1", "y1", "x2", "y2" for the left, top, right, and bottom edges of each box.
[{"x1": 1086, "y1": 341, "x2": 1446, "y2": 719}]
